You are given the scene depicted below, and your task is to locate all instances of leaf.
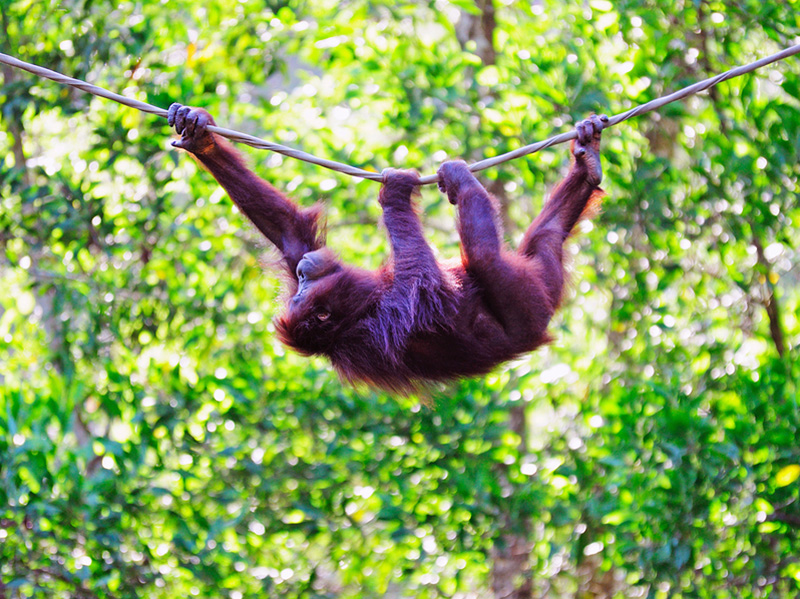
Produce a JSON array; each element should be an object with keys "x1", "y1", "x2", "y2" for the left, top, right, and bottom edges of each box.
[
  {"x1": 775, "y1": 464, "x2": 800, "y2": 487},
  {"x1": 601, "y1": 510, "x2": 628, "y2": 525}
]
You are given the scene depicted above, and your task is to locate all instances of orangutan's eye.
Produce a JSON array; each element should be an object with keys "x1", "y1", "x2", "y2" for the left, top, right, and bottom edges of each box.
[{"x1": 316, "y1": 311, "x2": 330, "y2": 321}]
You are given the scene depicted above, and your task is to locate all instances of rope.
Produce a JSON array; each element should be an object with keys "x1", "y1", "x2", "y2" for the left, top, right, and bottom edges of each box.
[
  {"x1": 0, "y1": 53, "x2": 382, "y2": 181},
  {"x1": 421, "y1": 43, "x2": 800, "y2": 185},
  {"x1": 1, "y1": 43, "x2": 799, "y2": 185}
]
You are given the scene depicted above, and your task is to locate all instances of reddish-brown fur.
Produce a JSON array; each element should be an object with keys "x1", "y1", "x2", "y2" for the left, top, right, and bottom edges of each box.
[{"x1": 168, "y1": 104, "x2": 606, "y2": 392}]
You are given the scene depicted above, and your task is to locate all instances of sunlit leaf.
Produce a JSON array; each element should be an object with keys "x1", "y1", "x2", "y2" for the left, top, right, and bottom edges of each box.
[{"x1": 775, "y1": 464, "x2": 800, "y2": 487}]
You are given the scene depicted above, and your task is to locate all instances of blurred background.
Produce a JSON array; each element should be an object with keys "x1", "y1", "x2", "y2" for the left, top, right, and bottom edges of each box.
[{"x1": 1, "y1": 1, "x2": 799, "y2": 597}]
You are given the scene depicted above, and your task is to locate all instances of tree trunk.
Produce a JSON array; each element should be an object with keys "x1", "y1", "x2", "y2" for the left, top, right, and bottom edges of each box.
[
  {"x1": 455, "y1": 2, "x2": 534, "y2": 596},
  {"x1": 752, "y1": 232, "x2": 786, "y2": 358},
  {"x1": 0, "y1": 5, "x2": 30, "y2": 186},
  {"x1": 490, "y1": 403, "x2": 532, "y2": 599}
]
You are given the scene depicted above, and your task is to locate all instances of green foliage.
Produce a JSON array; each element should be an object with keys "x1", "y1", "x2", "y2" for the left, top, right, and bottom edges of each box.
[{"x1": 1, "y1": 1, "x2": 799, "y2": 597}]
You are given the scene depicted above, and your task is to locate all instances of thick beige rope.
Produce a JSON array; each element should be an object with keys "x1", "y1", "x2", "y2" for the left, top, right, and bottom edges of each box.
[{"x1": 1, "y1": 43, "x2": 799, "y2": 185}]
